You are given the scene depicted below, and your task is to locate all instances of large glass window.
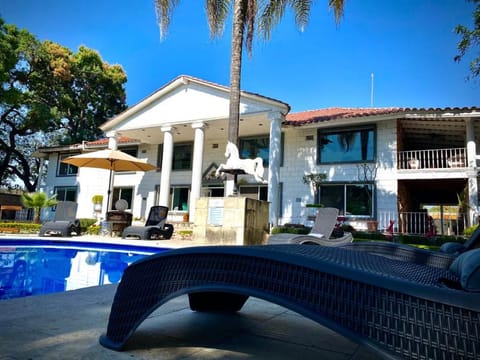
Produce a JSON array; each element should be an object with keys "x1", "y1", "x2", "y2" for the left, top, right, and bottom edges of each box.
[
  {"x1": 173, "y1": 143, "x2": 192, "y2": 170},
  {"x1": 317, "y1": 127, "x2": 375, "y2": 164},
  {"x1": 112, "y1": 187, "x2": 133, "y2": 210},
  {"x1": 57, "y1": 154, "x2": 78, "y2": 176},
  {"x1": 54, "y1": 186, "x2": 78, "y2": 202},
  {"x1": 320, "y1": 184, "x2": 373, "y2": 217},
  {"x1": 240, "y1": 136, "x2": 270, "y2": 167},
  {"x1": 157, "y1": 143, "x2": 193, "y2": 170}
]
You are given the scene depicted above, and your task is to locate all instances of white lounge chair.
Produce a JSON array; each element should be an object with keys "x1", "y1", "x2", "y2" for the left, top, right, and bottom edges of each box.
[{"x1": 288, "y1": 207, "x2": 353, "y2": 246}]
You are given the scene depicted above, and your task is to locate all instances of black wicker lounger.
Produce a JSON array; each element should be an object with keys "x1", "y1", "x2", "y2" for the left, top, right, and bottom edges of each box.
[{"x1": 99, "y1": 245, "x2": 480, "y2": 359}]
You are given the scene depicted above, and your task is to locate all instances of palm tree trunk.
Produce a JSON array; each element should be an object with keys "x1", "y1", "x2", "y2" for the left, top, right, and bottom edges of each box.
[{"x1": 228, "y1": 0, "x2": 245, "y2": 147}]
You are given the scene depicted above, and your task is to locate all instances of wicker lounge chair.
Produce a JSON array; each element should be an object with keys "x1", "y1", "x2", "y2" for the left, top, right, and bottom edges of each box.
[
  {"x1": 122, "y1": 206, "x2": 174, "y2": 240},
  {"x1": 288, "y1": 207, "x2": 353, "y2": 245},
  {"x1": 341, "y1": 224, "x2": 480, "y2": 268},
  {"x1": 39, "y1": 201, "x2": 80, "y2": 237},
  {"x1": 99, "y1": 244, "x2": 480, "y2": 359}
]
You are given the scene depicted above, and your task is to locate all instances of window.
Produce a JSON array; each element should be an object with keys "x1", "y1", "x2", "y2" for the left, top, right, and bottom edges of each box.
[
  {"x1": 202, "y1": 186, "x2": 224, "y2": 197},
  {"x1": 112, "y1": 187, "x2": 133, "y2": 210},
  {"x1": 120, "y1": 146, "x2": 138, "y2": 157},
  {"x1": 157, "y1": 143, "x2": 193, "y2": 170},
  {"x1": 239, "y1": 134, "x2": 284, "y2": 167},
  {"x1": 57, "y1": 154, "x2": 78, "y2": 176},
  {"x1": 320, "y1": 184, "x2": 373, "y2": 217},
  {"x1": 55, "y1": 186, "x2": 78, "y2": 202},
  {"x1": 170, "y1": 187, "x2": 189, "y2": 211},
  {"x1": 239, "y1": 185, "x2": 268, "y2": 201},
  {"x1": 317, "y1": 126, "x2": 375, "y2": 164},
  {"x1": 240, "y1": 135, "x2": 270, "y2": 167}
]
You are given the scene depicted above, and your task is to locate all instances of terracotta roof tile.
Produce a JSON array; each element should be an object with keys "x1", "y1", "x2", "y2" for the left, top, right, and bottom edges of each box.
[
  {"x1": 86, "y1": 136, "x2": 138, "y2": 146},
  {"x1": 284, "y1": 106, "x2": 480, "y2": 126},
  {"x1": 284, "y1": 107, "x2": 402, "y2": 126}
]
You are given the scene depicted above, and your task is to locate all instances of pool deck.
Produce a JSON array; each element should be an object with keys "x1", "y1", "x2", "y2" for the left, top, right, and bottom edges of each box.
[{"x1": 0, "y1": 234, "x2": 381, "y2": 359}]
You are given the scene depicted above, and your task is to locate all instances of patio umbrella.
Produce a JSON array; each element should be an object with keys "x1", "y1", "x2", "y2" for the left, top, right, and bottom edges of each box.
[{"x1": 61, "y1": 149, "x2": 157, "y2": 212}]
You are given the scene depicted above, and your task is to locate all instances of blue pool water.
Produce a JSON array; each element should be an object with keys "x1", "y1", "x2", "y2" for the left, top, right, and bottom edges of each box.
[{"x1": 0, "y1": 238, "x2": 168, "y2": 300}]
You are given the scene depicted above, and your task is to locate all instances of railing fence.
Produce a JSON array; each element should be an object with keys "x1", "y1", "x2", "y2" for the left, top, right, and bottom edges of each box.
[{"x1": 397, "y1": 147, "x2": 467, "y2": 169}]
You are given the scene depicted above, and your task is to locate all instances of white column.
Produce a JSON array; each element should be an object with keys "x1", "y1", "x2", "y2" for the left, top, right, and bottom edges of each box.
[
  {"x1": 105, "y1": 131, "x2": 118, "y2": 211},
  {"x1": 268, "y1": 111, "x2": 283, "y2": 227},
  {"x1": 189, "y1": 122, "x2": 205, "y2": 222},
  {"x1": 106, "y1": 131, "x2": 118, "y2": 150},
  {"x1": 466, "y1": 118, "x2": 478, "y2": 224},
  {"x1": 159, "y1": 127, "x2": 174, "y2": 207},
  {"x1": 466, "y1": 118, "x2": 476, "y2": 167}
]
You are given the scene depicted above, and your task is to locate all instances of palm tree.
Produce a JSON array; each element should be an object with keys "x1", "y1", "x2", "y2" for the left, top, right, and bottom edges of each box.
[
  {"x1": 154, "y1": 0, "x2": 345, "y2": 147},
  {"x1": 21, "y1": 192, "x2": 57, "y2": 223}
]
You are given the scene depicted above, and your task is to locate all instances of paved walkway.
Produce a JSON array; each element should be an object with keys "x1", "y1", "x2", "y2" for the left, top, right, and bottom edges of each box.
[{"x1": 0, "y1": 234, "x2": 383, "y2": 359}]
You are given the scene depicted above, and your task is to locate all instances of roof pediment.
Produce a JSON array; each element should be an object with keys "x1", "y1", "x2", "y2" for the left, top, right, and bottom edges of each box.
[{"x1": 100, "y1": 75, "x2": 289, "y2": 133}]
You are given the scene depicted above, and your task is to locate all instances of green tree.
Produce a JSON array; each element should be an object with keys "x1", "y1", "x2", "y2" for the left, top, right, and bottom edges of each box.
[
  {"x1": 0, "y1": 18, "x2": 127, "y2": 191},
  {"x1": 45, "y1": 43, "x2": 128, "y2": 143},
  {"x1": 21, "y1": 192, "x2": 57, "y2": 223},
  {"x1": 154, "y1": 0, "x2": 345, "y2": 147},
  {"x1": 455, "y1": 0, "x2": 480, "y2": 79}
]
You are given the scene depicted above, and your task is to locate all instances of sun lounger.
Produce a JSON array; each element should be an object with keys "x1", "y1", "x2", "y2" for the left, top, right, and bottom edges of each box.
[
  {"x1": 39, "y1": 201, "x2": 80, "y2": 237},
  {"x1": 122, "y1": 206, "x2": 174, "y2": 240},
  {"x1": 341, "y1": 223, "x2": 480, "y2": 269},
  {"x1": 99, "y1": 244, "x2": 480, "y2": 359},
  {"x1": 288, "y1": 207, "x2": 353, "y2": 245}
]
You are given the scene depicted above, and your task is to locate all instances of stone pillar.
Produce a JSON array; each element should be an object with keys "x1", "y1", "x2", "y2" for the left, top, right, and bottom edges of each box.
[
  {"x1": 268, "y1": 111, "x2": 283, "y2": 227},
  {"x1": 466, "y1": 118, "x2": 478, "y2": 224},
  {"x1": 189, "y1": 122, "x2": 205, "y2": 222},
  {"x1": 159, "y1": 127, "x2": 174, "y2": 207}
]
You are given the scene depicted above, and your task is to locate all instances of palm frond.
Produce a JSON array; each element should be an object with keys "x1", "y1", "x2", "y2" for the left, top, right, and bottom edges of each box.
[
  {"x1": 206, "y1": 0, "x2": 232, "y2": 38},
  {"x1": 154, "y1": 0, "x2": 180, "y2": 40}
]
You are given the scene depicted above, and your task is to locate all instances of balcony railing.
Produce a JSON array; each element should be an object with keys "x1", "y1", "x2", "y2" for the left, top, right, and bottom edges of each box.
[
  {"x1": 378, "y1": 211, "x2": 467, "y2": 236},
  {"x1": 397, "y1": 147, "x2": 467, "y2": 170}
]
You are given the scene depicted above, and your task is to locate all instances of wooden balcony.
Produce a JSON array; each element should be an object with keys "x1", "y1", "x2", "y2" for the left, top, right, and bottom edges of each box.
[{"x1": 397, "y1": 147, "x2": 467, "y2": 170}]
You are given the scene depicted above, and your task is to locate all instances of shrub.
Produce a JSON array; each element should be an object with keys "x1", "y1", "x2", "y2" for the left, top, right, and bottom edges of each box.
[
  {"x1": 78, "y1": 218, "x2": 97, "y2": 233},
  {"x1": 271, "y1": 225, "x2": 311, "y2": 235},
  {"x1": 87, "y1": 224, "x2": 101, "y2": 235},
  {"x1": 0, "y1": 222, "x2": 41, "y2": 233},
  {"x1": 464, "y1": 224, "x2": 479, "y2": 237}
]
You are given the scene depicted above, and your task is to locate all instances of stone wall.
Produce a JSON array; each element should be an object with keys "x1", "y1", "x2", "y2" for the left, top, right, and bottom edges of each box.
[{"x1": 193, "y1": 197, "x2": 269, "y2": 245}]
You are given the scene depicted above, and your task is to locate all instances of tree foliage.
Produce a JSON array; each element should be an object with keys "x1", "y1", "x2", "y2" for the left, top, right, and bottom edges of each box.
[
  {"x1": 0, "y1": 18, "x2": 127, "y2": 191},
  {"x1": 455, "y1": 0, "x2": 480, "y2": 79},
  {"x1": 21, "y1": 192, "x2": 57, "y2": 223}
]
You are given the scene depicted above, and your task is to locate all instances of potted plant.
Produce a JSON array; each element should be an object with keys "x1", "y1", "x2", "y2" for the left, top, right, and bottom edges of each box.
[{"x1": 92, "y1": 195, "x2": 103, "y2": 212}]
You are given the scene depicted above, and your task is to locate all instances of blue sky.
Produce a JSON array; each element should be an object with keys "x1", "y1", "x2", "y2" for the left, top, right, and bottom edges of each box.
[{"x1": 1, "y1": 0, "x2": 478, "y2": 112}]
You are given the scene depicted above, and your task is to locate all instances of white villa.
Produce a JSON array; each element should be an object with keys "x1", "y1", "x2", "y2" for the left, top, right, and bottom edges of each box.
[{"x1": 35, "y1": 75, "x2": 480, "y2": 235}]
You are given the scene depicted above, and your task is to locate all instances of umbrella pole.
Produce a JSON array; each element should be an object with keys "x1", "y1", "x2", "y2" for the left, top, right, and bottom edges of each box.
[{"x1": 106, "y1": 168, "x2": 114, "y2": 216}]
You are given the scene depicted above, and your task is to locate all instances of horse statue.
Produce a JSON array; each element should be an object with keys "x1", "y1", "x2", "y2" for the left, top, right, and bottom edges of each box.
[{"x1": 216, "y1": 142, "x2": 267, "y2": 183}]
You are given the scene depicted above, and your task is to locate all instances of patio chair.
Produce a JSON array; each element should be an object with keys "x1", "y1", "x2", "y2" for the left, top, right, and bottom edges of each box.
[
  {"x1": 122, "y1": 206, "x2": 174, "y2": 240},
  {"x1": 39, "y1": 201, "x2": 80, "y2": 237},
  {"x1": 99, "y1": 244, "x2": 480, "y2": 359},
  {"x1": 288, "y1": 207, "x2": 353, "y2": 246},
  {"x1": 341, "y1": 223, "x2": 480, "y2": 269}
]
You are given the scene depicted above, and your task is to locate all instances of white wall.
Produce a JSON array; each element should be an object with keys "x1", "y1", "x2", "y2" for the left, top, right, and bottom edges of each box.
[{"x1": 41, "y1": 119, "x2": 401, "y2": 228}]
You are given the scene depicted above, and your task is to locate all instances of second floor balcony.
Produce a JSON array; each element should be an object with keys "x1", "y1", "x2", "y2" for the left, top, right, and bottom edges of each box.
[{"x1": 397, "y1": 147, "x2": 468, "y2": 170}]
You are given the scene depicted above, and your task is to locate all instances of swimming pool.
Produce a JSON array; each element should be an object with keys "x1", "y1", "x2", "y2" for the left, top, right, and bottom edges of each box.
[{"x1": 0, "y1": 238, "x2": 169, "y2": 300}]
